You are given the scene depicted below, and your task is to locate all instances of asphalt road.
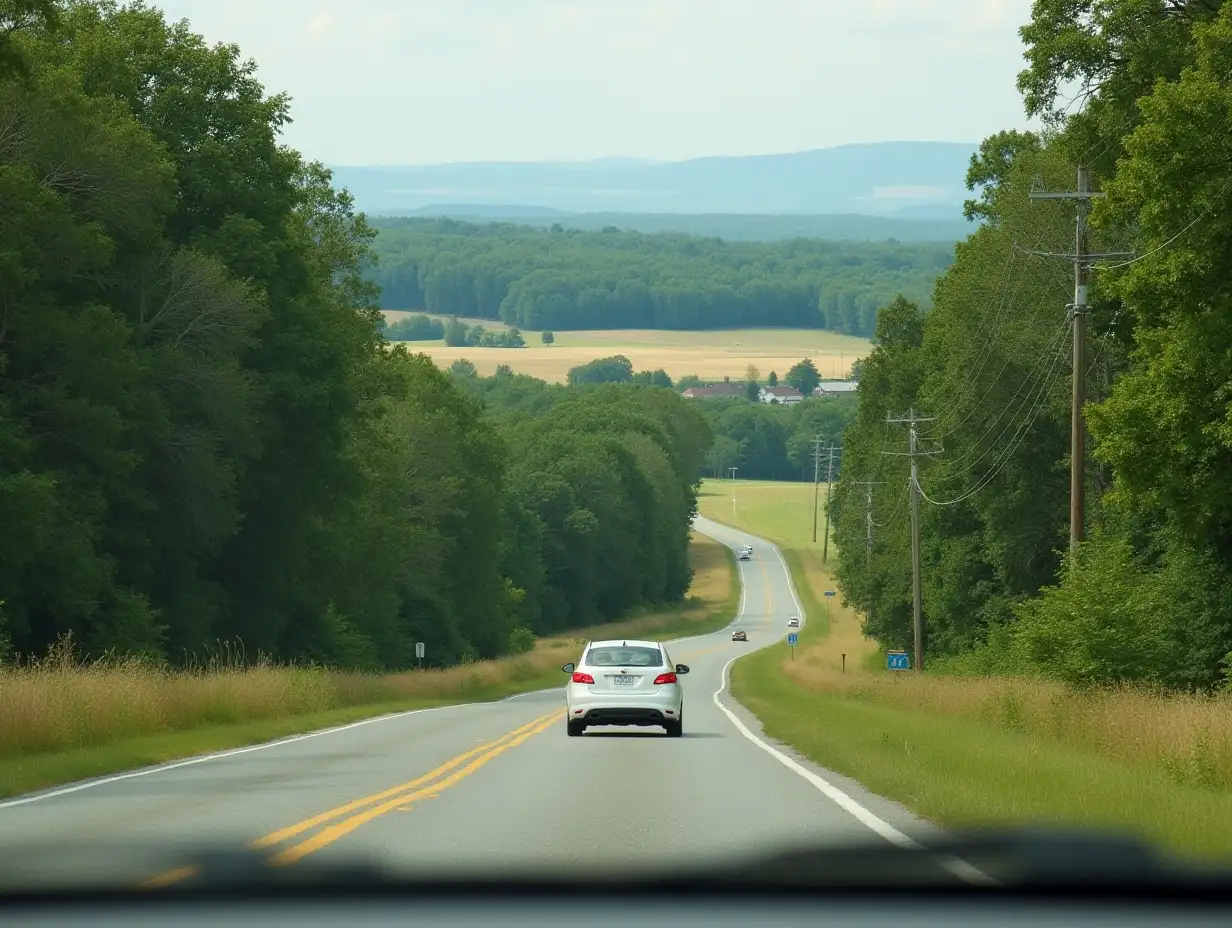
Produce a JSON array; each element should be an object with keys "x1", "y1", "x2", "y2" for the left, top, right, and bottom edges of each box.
[{"x1": 0, "y1": 516, "x2": 939, "y2": 889}]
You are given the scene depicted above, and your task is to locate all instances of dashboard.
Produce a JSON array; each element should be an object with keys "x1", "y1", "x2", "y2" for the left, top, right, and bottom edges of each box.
[{"x1": 3, "y1": 893, "x2": 1231, "y2": 926}]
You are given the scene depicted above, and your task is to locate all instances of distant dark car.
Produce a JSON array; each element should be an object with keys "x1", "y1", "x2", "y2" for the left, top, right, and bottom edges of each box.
[{"x1": 732, "y1": 630, "x2": 748, "y2": 642}]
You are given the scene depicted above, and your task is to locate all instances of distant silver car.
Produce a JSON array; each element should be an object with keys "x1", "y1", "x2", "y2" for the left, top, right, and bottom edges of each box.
[
  {"x1": 788, "y1": 616, "x2": 800, "y2": 627},
  {"x1": 562, "y1": 639, "x2": 689, "y2": 738},
  {"x1": 738, "y1": 549, "x2": 751, "y2": 560}
]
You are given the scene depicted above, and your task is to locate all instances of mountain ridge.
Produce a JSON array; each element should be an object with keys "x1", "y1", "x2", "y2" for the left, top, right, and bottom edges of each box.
[{"x1": 330, "y1": 140, "x2": 978, "y2": 218}]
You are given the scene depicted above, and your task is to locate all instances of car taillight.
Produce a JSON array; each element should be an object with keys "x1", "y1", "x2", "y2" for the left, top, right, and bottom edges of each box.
[
  {"x1": 572, "y1": 671, "x2": 595, "y2": 684},
  {"x1": 653, "y1": 672, "x2": 677, "y2": 685}
]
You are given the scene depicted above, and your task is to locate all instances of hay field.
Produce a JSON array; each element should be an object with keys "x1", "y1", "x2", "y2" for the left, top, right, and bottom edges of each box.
[{"x1": 381, "y1": 314, "x2": 871, "y2": 383}]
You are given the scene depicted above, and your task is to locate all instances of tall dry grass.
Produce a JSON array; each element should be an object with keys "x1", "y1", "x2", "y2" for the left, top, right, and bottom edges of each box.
[
  {"x1": 0, "y1": 634, "x2": 584, "y2": 761},
  {"x1": 0, "y1": 530, "x2": 736, "y2": 763},
  {"x1": 783, "y1": 571, "x2": 1232, "y2": 790}
]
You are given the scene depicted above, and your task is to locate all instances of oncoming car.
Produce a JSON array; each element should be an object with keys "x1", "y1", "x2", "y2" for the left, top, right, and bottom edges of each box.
[
  {"x1": 731, "y1": 629, "x2": 748, "y2": 642},
  {"x1": 562, "y1": 640, "x2": 689, "y2": 738},
  {"x1": 788, "y1": 616, "x2": 800, "y2": 627}
]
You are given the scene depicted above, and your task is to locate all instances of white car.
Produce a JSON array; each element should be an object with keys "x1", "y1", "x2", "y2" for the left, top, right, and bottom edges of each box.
[
  {"x1": 788, "y1": 616, "x2": 800, "y2": 627},
  {"x1": 562, "y1": 639, "x2": 689, "y2": 738},
  {"x1": 738, "y1": 548, "x2": 751, "y2": 561}
]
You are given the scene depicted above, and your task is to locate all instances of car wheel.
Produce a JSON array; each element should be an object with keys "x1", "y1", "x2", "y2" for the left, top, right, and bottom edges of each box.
[
  {"x1": 665, "y1": 717, "x2": 683, "y2": 738},
  {"x1": 567, "y1": 719, "x2": 586, "y2": 737}
]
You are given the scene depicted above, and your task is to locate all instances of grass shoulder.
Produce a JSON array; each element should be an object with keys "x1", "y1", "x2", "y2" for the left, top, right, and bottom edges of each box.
[
  {"x1": 699, "y1": 478, "x2": 1232, "y2": 862},
  {"x1": 0, "y1": 532, "x2": 736, "y2": 799}
]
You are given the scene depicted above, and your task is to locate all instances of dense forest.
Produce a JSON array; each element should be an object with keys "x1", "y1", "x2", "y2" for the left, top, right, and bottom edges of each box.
[
  {"x1": 366, "y1": 218, "x2": 953, "y2": 338},
  {"x1": 832, "y1": 0, "x2": 1232, "y2": 691},
  {"x1": 0, "y1": 1, "x2": 710, "y2": 668},
  {"x1": 696, "y1": 396, "x2": 854, "y2": 482}
]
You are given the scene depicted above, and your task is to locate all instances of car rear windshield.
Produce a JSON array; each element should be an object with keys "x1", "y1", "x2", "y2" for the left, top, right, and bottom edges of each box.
[{"x1": 584, "y1": 646, "x2": 664, "y2": 667}]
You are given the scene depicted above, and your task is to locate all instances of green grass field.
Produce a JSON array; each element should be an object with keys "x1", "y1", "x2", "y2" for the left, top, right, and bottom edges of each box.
[
  {"x1": 380, "y1": 315, "x2": 870, "y2": 383},
  {"x1": 0, "y1": 533, "x2": 738, "y2": 799},
  {"x1": 699, "y1": 478, "x2": 1232, "y2": 862}
]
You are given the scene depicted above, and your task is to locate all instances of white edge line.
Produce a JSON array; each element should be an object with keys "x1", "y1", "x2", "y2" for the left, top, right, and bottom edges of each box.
[
  {"x1": 0, "y1": 702, "x2": 485, "y2": 811},
  {"x1": 699, "y1": 522, "x2": 995, "y2": 887}
]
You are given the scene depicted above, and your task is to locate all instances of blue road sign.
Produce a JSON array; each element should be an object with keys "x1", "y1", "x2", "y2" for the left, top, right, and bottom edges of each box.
[
  {"x1": 886, "y1": 650, "x2": 910, "y2": 671},
  {"x1": 787, "y1": 632, "x2": 798, "y2": 647},
  {"x1": 824, "y1": 590, "x2": 836, "y2": 597}
]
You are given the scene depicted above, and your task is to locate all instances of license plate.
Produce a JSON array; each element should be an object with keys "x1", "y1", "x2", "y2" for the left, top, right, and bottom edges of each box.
[{"x1": 612, "y1": 675, "x2": 636, "y2": 685}]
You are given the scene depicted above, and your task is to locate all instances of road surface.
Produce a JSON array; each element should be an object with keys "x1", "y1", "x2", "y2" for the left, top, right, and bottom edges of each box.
[{"x1": 0, "y1": 516, "x2": 938, "y2": 889}]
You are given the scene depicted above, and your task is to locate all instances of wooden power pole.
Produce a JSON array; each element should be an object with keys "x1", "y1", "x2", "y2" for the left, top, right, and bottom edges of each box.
[
  {"x1": 1028, "y1": 168, "x2": 1132, "y2": 556},
  {"x1": 885, "y1": 409, "x2": 938, "y2": 672}
]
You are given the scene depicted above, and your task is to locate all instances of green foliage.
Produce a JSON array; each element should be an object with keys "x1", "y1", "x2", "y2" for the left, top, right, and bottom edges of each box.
[
  {"x1": 507, "y1": 626, "x2": 536, "y2": 654},
  {"x1": 366, "y1": 218, "x2": 953, "y2": 338},
  {"x1": 0, "y1": 2, "x2": 708, "y2": 672},
  {"x1": 540, "y1": 330, "x2": 554, "y2": 345},
  {"x1": 830, "y1": 0, "x2": 1232, "y2": 692},
  {"x1": 567, "y1": 355, "x2": 634, "y2": 385},
  {"x1": 695, "y1": 396, "x2": 856, "y2": 481},
  {"x1": 785, "y1": 358, "x2": 821, "y2": 396},
  {"x1": 767, "y1": 371, "x2": 779, "y2": 386},
  {"x1": 631, "y1": 369, "x2": 673, "y2": 388},
  {"x1": 381, "y1": 313, "x2": 444, "y2": 341}
]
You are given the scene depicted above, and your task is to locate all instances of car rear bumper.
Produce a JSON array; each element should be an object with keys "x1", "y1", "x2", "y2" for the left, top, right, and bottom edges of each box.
[
  {"x1": 574, "y1": 706, "x2": 672, "y2": 725},
  {"x1": 566, "y1": 690, "x2": 681, "y2": 726}
]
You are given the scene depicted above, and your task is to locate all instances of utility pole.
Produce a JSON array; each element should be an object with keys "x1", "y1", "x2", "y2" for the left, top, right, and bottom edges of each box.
[
  {"x1": 1028, "y1": 168, "x2": 1132, "y2": 556},
  {"x1": 852, "y1": 480, "x2": 885, "y2": 568},
  {"x1": 885, "y1": 409, "x2": 939, "y2": 673},
  {"x1": 822, "y1": 442, "x2": 838, "y2": 563},
  {"x1": 810, "y1": 436, "x2": 825, "y2": 543}
]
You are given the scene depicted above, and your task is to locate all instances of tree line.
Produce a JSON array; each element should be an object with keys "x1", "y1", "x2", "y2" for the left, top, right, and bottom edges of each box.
[
  {"x1": 832, "y1": 0, "x2": 1232, "y2": 692},
  {"x1": 365, "y1": 217, "x2": 954, "y2": 338},
  {"x1": 0, "y1": 1, "x2": 709, "y2": 669}
]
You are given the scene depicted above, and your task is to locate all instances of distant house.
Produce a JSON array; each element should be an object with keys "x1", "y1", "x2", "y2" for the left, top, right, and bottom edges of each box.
[
  {"x1": 758, "y1": 385, "x2": 804, "y2": 406},
  {"x1": 814, "y1": 380, "x2": 859, "y2": 398},
  {"x1": 680, "y1": 379, "x2": 746, "y2": 400}
]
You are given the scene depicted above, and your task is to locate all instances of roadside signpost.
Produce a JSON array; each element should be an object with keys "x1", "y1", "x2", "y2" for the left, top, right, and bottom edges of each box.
[
  {"x1": 787, "y1": 631, "x2": 798, "y2": 660},
  {"x1": 824, "y1": 589, "x2": 835, "y2": 626},
  {"x1": 887, "y1": 650, "x2": 910, "y2": 671},
  {"x1": 415, "y1": 641, "x2": 425, "y2": 670}
]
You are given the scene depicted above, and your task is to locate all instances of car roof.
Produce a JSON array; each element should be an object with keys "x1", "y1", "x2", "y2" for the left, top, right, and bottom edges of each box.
[{"x1": 585, "y1": 639, "x2": 663, "y2": 650}]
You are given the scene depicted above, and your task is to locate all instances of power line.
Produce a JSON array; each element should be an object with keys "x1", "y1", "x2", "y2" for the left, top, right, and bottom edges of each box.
[
  {"x1": 851, "y1": 480, "x2": 886, "y2": 568},
  {"x1": 916, "y1": 322, "x2": 1073, "y2": 507},
  {"x1": 822, "y1": 441, "x2": 838, "y2": 563}
]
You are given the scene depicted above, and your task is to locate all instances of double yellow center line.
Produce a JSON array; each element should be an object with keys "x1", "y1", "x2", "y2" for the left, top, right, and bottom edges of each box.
[{"x1": 140, "y1": 709, "x2": 559, "y2": 888}]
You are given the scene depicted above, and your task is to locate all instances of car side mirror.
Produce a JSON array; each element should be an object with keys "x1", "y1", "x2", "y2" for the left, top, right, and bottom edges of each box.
[
  {"x1": 675, "y1": 664, "x2": 690, "y2": 675},
  {"x1": 562, "y1": 662, "x2": 575, "y2": 674}
]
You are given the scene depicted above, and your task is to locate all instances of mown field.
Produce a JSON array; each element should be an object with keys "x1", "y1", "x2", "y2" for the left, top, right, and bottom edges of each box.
[
  {"x1": 381, "y1": 313, "x2": 870, "y2": 383},
  {"x1": 697, "y1": 479, "x2": 1232, "y2": 862},
  {"x1": 0, "y1": 533, "x2": 738, "y2": 800}
]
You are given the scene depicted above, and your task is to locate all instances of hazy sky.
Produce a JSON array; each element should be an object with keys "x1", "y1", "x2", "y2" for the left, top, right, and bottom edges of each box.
[{"x1": 149, "y1": 0, "x2": 1037, "y2": 166}]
